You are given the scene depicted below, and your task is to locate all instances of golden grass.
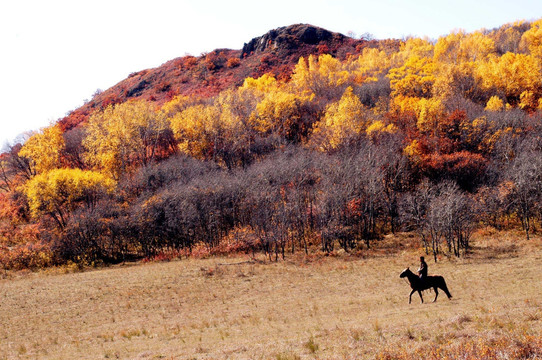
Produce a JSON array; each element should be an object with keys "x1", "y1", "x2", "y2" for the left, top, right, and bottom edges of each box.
[{"x1": 1, "y1": 231, "x2": 542, "y2": 359}]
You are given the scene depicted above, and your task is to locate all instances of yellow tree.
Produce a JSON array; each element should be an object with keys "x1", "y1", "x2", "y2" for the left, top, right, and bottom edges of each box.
[
  {"x1": 388, "y1": 55, "x2": 436, "y2": 98},
  {"x1": 485, "y1": 96, "x2": 505, "y2": 111},
  {"x1": 253, "y1": 89, "x2": 310, "y2": 141},
  {"x1": 24, "y1": 168, "x2": 115, "y2": 229},
  {"x1": 167, "y1": 89, "x2": 263, "y2": 167},
  {"x1": 492, "y1": 22, "x2": 524, "y2": 53},
  {"x1": 519, "y1": 90, "x2": 537, "y2": 111},
  {"x1": 432, "y1": 31, "x2": 495, "y2": 100},
  {"x1": 291, "y1": 54, "x2": 350, "y2": 99},
  {"x1": 159, "y1": 95, "x2": 194, "y2": 118},
  {"x1": 348, "y1": 48, "x2": 391, "y2": 83},
  {"x1": 213, "y1": 89, "x2": 258, "y2": 168},
  {"x1": 310, "y1": 86, "x2": 367, "y2": 150},
  {"x1": 390, "y1": 37, "x2": 434, "y2": 69},
  {"x1": 18, "y1": 124, "x2": 64, "y2": 176},
  {"x1": 365, "y1": 120, "x2": 397, "y2": 138},
  {"x1": 237, "y1": 74, "x2": 278, "y2": 131},
  {"x1": 169, "y1": 104, "x2": 220, "y2": 159},
  {"x1": 415, "y1": 97, "x2": 446, "y2": 133},
  {"x1": 238, "y1": 73, "x2": 314, "y2": 143},
  {"x1": 520, "y1": 19, "x2": 542, "y2": 60},
  {"x1": 475, "y1": 52, "x2": 541, "y2": 103},
  {"x1": 240, "y1": 73, "x2": 278, "y2": 95},
  {"x1": 83, "y1": 100, "x2": 170, "y2": 179},
  {"x1": 459, "y1": 32, "x2": 496, "y2": 62},
  {"x1": 434, "y1": 31, "x2": 495, "y2": 64},
  {"x1": 390, "y1": 95, "x2": 446, "y2": 139}
]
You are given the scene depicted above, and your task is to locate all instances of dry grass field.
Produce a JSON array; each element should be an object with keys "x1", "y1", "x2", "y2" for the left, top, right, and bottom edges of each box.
[{"x1": 1, "y1": 230, "x2": 542, "y2": 359}]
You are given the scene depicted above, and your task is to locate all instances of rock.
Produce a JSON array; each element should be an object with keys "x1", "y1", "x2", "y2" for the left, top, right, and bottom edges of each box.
[{"x1": 241, "y1": 24, "x2": 345, "y2": 56}]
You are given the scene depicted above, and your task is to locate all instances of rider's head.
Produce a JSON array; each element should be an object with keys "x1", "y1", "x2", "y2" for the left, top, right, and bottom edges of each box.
[{"x1": 420, "y1": 256, "x2": 425, "y2": 261}]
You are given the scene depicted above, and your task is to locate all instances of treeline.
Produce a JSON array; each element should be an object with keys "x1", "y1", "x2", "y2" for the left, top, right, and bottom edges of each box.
[{"x1": 2, "y1": 19, "x2": 542, "y2": 268}]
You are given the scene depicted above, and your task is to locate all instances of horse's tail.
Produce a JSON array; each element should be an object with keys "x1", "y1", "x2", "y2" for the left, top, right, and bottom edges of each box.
[{"x1": 439, "y1": 277, "x2": 452, "y2": 299}]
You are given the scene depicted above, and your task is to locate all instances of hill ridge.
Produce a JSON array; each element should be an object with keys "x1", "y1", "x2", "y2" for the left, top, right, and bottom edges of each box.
[{"x1": 58, "y1": 24, "x2": 366, "y2": 131}]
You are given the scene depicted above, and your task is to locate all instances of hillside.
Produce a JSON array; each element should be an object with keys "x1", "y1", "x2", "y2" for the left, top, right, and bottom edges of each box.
[
  {"x1": 58, "y1": 24, "x2": 370, "y2": 131},
  {"x1": 2, "y1": 19, "x2": 542, "y2": 270}
]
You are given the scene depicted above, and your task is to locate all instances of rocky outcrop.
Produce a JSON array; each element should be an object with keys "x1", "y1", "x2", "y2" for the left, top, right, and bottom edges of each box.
[{"x1": 241, "y1": 24, "x2": 346, "y2": 56}]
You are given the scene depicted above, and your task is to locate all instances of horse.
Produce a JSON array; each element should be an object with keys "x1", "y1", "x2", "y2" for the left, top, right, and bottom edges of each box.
[{"x1": 399, "y1": 267, "x2": 452, "y2": 304}]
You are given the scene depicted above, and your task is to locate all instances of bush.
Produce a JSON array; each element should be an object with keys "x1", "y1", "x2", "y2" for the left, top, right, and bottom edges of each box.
[
  {"x1": 226, "y1": 57, "x2": 241, "y2": 68},
  {"x1": 0, "y1": 242, "x2": 55, "y2": 270}
]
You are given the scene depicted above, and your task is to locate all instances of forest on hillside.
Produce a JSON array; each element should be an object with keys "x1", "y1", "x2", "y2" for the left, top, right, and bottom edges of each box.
[{"x1": 2, "y1": 20, "x2": 542, "y2": 269}]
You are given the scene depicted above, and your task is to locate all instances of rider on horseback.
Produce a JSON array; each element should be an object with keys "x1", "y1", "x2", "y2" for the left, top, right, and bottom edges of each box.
[{"x1": 418, "y1": 256, "x2": 428, "y2": 285}]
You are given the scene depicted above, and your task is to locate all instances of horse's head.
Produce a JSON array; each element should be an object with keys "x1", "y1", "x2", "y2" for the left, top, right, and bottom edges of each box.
[{"x1": 399, "y1": 267, "x2": 410, "y2": 278}]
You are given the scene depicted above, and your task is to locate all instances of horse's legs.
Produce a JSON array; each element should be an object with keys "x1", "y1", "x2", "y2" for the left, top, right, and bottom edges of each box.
[
  {"x1": 418, "y1": 290, "x2": 424, "y2": 303},
  {"x1": 433, "y1": 287, "x2": 439, "y2": 302},
  {"x1": 409, "y1": 289, "x2": 416, "y2": 304}
]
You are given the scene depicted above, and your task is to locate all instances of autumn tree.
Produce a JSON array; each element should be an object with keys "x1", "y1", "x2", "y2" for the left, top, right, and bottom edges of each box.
[
  {"x1": 214, "y1": 89, "x2": 264, "y2": 167},
  {"x1": 240, "y1": 73, "x2": 278, "y2": 95},
  {"x1": 388, "y1": 55, "x2": 436, "y2": 99},
  {"x1": 18, "y1": 125, "x2": 64, "y2": 176},
  {"x1": 348, "y1": 48, "x2": 391, "y2": 84},
  {"x1": 310, "y1": 86, "x2": 368, "y2": 151},
  {"x1": 519, "y1": 19, "x2": 542, "y2": 59},
  {"x1": 492, "y1": 21, "x2": 527, "y2": 54},
  {"x1": 158, "y1": 95, "x2": 197, "y2": 118},
  {"x1": 83, "y1": 101, "x2": 172, "y2": 179},
  {"x1": 239, "y1": 74, "x2": 317, "y2": 145},
  {"x1": 253, "y1": 88, "x2": 312, "y2": 143},
  {"x1": 431, "y1": 31, "x2": 496, "y2": 102},
  {"x1": 291, "y1": 54, "x2": 350, "y2": 100},
  {"x1": 475, "y1": 52, "x2": 541, "y2": 104},
  {"x1": 394, "y1": 37, "x2": 434, "y2": 62},
  {"x1": 169, "y1": 103, "x2": 221, "y2": 159},
  {"x1": 485, "y1": 96, "x2": 505, "y2": 111},
  {"x1": 434, "y1": 31, "x2": 496, "y2": 64},
  {"x1": 24, "y1": 168, "x2": 115, "y2": 229}
]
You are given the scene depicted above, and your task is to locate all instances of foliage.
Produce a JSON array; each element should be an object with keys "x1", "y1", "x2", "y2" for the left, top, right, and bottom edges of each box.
[
  {"x1": 291, "y1": 54, "x2": 349, "y2": 100},
  {"x1": 310, "y1": 86, "x2": 367, "y2": 150},
  {"x1": 7, "y1": 19, "x2": 542, "y2": 267},
  {"x1": 83, "y1": 100, "x2": 173, "y2": 179},
  {"x1": 0, "y1": 242, "x2": 54, "y2": 270},
  {"x1": 18, "y1": 125, "x2": 64, "y2": 175},
  {"x1": 24, "y1": 168, "x2": 115, "y2": 229},
  {"x1": 475, "y1": 52, "x2": 541, "y2": 103}
]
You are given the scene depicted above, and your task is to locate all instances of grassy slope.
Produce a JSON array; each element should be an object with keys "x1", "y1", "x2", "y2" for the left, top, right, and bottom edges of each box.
[{"x1": 1, "y1": 231, "x2": 541, "y2": 359}]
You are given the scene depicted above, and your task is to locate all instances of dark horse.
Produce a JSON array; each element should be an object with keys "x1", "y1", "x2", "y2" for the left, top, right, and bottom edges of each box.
[{"x1": 399, "y1": 268, "x2": 452, "y2": 304}]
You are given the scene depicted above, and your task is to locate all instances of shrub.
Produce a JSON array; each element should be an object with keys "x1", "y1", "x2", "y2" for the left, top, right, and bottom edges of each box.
[
  {"x1": 0, "y1": 242, "x2": 55, "y2": 270},
  {"x1": 226, "y1": 57, "x2": 241, "y2": 68}
]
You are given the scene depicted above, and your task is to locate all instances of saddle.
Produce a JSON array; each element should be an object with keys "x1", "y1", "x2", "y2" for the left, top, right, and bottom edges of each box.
[{"x1": 417, "y1": 275, "x2": 431, "y2": 290}]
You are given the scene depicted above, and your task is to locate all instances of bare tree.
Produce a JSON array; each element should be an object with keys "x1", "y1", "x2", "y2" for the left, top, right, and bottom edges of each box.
[
  {"x1": 426, "y1": 182, "x2": 476, "y2": 260},
  {"x1": 401, "y1": 180, "x2": 435, "y2": 255},
  {"x1": 506, "y1": 147, "x2": 542, "y2": 239},
  {"x1": 475, "y1": 185, "x2": 510, "y2": 230}
]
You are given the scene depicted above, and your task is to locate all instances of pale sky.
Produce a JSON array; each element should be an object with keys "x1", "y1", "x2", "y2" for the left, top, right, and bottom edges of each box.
[{"x1": 1, "y1": 0, "x2": 542, "y2": 147}]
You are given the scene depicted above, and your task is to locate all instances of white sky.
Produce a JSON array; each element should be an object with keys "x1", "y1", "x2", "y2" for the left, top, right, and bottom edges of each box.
[{"x1": 1, "y1": 0, "x2": 542, "y2": 147}]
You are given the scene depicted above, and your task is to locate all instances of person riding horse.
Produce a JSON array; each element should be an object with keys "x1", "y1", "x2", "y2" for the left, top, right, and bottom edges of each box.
[
  {"x1": 399, "y1": 267, "x2": 452, "y2": 303},
  {"x1": 418, "y1": 256, "x2": 428, "y2": 285}
]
